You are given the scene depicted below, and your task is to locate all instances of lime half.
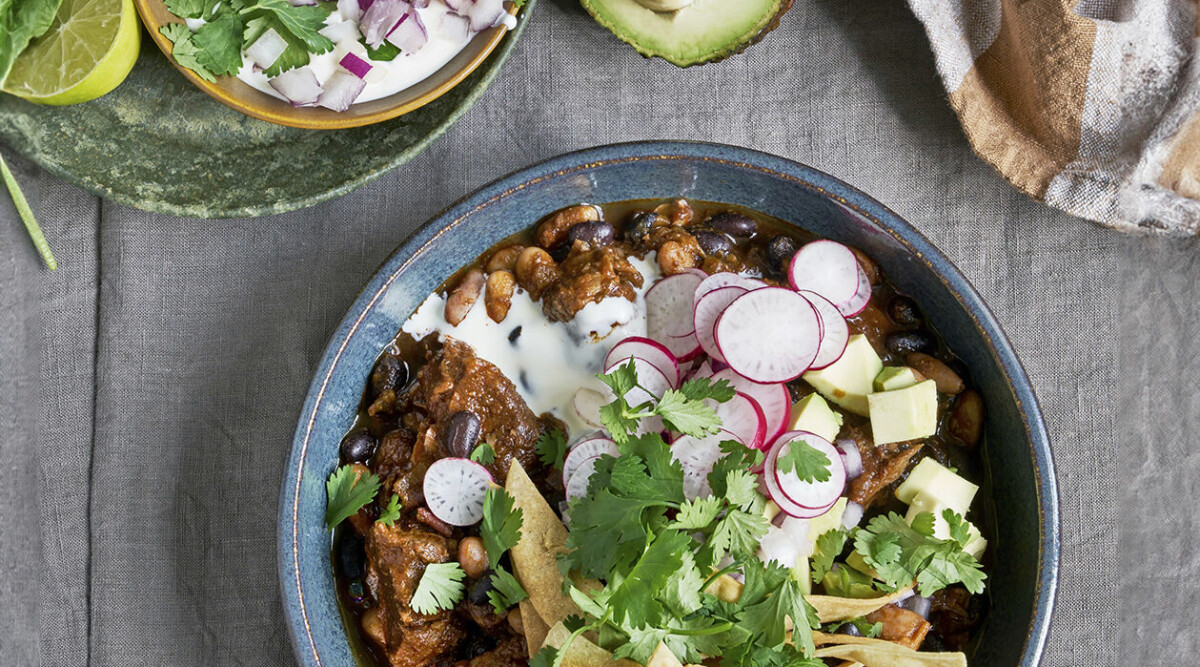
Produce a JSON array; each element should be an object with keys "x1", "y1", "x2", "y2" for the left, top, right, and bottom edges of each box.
[{"x1": 3, "y1": 0, "x2": 141, "y2": 105}]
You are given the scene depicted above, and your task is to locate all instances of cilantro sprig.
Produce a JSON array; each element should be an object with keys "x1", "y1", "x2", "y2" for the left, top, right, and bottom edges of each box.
[
  {"x1": 375, "y1": 495, "x2": 401, "y2": 526},
  {"x1": 325, "y1": 465, "x2": 380, "y2": 528},
  {"x1": 410, "y1": 562, "x2": 466, "y2": 615},
  {"x1": 775, "y1": 438, "x2": 832, "y2": 483},
  {"x1": 487, "y1": 566, "x2": 528, "y2": 614},
  {"x1": 852, "y1": 510, "x2": 986, "y2": 596},
  {"x1": 597, "y1": 361, "x2": 734, "y2": 443},
  {"x1": 535, "y1": 428, "x2": 567, "y2": 470},
  {"x1": 469, "y1": 442, "x2": 496, "y2": 465},
  {"x1": 480, "y1": 487, "x2": 523, "y2": 569}
]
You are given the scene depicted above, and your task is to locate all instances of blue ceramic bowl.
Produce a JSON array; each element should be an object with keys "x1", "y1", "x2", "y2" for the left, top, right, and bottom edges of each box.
[{"x1": 279, "y1": 141, "x2": 1059, "y2": 666}]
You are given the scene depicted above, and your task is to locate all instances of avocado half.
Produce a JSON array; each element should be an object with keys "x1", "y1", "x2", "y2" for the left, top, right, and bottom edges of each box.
[{"x1": 581, "y1": 0, "x2": 795, "y2": 68}]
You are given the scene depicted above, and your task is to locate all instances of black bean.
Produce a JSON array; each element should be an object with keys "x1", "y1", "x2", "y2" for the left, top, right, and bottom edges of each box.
[
  {"x1": 443, "y1": 410, "x2": 482, "y2": 458},
  {"x1": 336, "y1": 531, "x2": 366, "y2": 579},
  {"x1": 468, "y1": 570, "x2": 497, "y2": 605},
  {"x1": 708, "y1": 212, "x2": 757, "y2": 237},
  {"x1": 460, "y1": 632, "x2": 498, "y2": 659},
  {"x1": 346, "y1": 579, "x2": 366, "y2": 605},
  {"x1": 694, "y1": 230, "x2": 733, "y2": 256},
  {"x1": 623, "y1": 211, "x2": 658, "y2": 242},
  {"x1": 549, "y1": 243, "x2": 571, "y2": 263},
  {"x1": 887, "y1": 295, "x2": 923, "y2": 327},
  {"x1": 886, "y1": 331, "x2": 937, "y2": 355},
  {"x1": 370, "y1": 354, "x2": 408, "y2": 398},
  {"x1": 567, "y1": 221, "x2": 616, "y2": 247},
  {"x1": 340, "y1": 429, "x2": 377, "y2": 464},
  {"x1": 765, "y1": 235, "x2": 798, "y2": 273}
]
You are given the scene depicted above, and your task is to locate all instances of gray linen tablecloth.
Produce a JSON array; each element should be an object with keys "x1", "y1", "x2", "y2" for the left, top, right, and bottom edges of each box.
[{"x1": 1, "y1": 0, "x2": 1197, "y2": 664}]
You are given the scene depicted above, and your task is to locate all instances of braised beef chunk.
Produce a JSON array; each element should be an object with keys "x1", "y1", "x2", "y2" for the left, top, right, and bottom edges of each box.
[
  {"x1": 865, "y1": 604, "x2": 932, "y2": 650},
  {"x1": 540, "y1": 246, "x2": 643, "y2": 322},
  {"x1": 843, "y1": 423, "x2": 923, "y2": 508},
  {"x1": 365, "y1": 521, "x2": 465, "y2": 667},
  {"x1": 930, "y1": 586, "x2": 984, "y2": 650},
  {"x1": 469, "y1": 635, "x2": 528, "y2": 666}
]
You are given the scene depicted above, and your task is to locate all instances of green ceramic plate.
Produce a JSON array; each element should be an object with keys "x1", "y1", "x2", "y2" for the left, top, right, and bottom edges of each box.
[{"x1": 0, "y1": 2, "x2": 534, "y2": 219}]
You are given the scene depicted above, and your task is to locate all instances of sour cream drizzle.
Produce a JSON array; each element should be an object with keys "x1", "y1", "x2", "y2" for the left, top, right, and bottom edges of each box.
[{"x1": 402, "y1": 256, "x2": 662, "y2": 436}]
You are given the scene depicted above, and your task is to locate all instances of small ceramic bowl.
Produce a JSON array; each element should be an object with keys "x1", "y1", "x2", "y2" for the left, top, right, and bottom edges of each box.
[
  {"x1": 279, "y1": 141, "x2": 1059, "y2": 666},
  {"x1": 135, "y1": 1, "x2": 523, "y2": 129}
]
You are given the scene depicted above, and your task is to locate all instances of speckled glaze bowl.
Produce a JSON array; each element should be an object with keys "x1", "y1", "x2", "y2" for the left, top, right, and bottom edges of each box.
[{"x1": 279, "y1": 141, "x2": 1059, "y2": 667}]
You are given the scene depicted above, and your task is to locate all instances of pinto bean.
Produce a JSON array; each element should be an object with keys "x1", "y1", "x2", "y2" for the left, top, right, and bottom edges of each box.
[
  {"x1": 657, "y1": 240, "x2": 698, "y2": 274},
  {"x1": 361, "y1": 607, "x2": 385, "y2": 646},
  {"x1": 445, "y1": 269, "x2": 484, "y2": 326},
  {"x1": 507, "y1": 607, "x2": 524, "y2": 634},
  {"x1": 486, "y1": 245, "x2": 525, "y2": 273},
  {"x1": 514, "y1": 247, "x2": 559, "y2": 298},
  {"x1": 458, "y1": 536, "x2": 488, "y2": 578},
  {"x1": 485, "y1": 270, "x2": 516, "y2": 322},
  {"x1": 654, "y1": 199, "x2": 694, "y2": 226},
  {"x1": 906, "y1": 353, "x2": 965, "y2": 394},
  {"x1": 536, "y1": 205, "x2": 599, "y2": 249},
  {"x1": 949, "y1": 389, "x2": 984, "y2": 448},
  {"x1": 849, "y1": 246, "x2": 882, "y2": 285},
  {"x1": 417, "y1": 507, "x2": 454, "y2": 537}
]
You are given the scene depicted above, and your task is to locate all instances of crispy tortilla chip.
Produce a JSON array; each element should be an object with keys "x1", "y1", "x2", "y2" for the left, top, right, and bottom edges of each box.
[
  {"x1": 808, "y1": 584, "x2": 916, "y2": 623},
  {"x1": 813, "y1": 638, "x2": 966, "y2": 667},
  {"x1": 541, "y1": 622, "x2": 639, "y2": 666},
  {"x1": 646, "y1": 642, "x2": 683, "y2": 667},
  {"x1": 520, "y1": 599, "x2": 550, "y2": 659},
  {"x1": 506, "y1": 461, "x2": 581, "y2": 626}
]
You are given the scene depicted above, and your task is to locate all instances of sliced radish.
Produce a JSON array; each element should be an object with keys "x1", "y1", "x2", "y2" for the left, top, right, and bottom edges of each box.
[
  {"x1": 714, "y1": 288, "x2": 821, "y2": 383},
  {"x1": 707, "y1": 391, "x2": 766, "y2": 450},
  {"x1": 709, "y1": 369, "x2": 790, "y2": 444},
  {"x1": 670, "y1": 431, "x2": 737, "y2": 500},
  {"x1": 797, "y1": 290, "x2": 850, "y2": 370},
  {"x1": 563, "y1": 436, "x2": 619, "y2": 487},
  {"x1": 693, "y1": 272, "x2": 760, "y2": 307},
  {"x1": 605, "y1": 336, "x2": 679, "y2": 387},
  {"x1": 837, "y1": 265, "x2": 872, "y2": 317},
  {"x1": 693, "y1": 286, "x2": 748, "y2": 362},
  {"x1": 788, "y1": 240, "x2": 861, "y2": 307},
  {"x1": 763, "y1": 462, "x2": 835, "y2": 518},
  {"x1": 646, "y1": 273, "x2": 704, "y2": 339},
  {"x1": 565, "y1": 456, "x2": 601, "y2": 501},
  {"x1": 572, "y1": 388, "x2": 606, "y2": 428},
  {"x1": 767, "y1": 431, "x2": 846, "y2": 511},
  {"x1": 658, "y1": 331, "x2": 702, "y2": 362},
  {"x1": 603, "y1": 356, "x2": 672, "y2": 407},
  {"x1": 423, "y1": 457, "x2": 492, "y2": 526},
  {"x1": 688, "y1": 359, "x2": 714, "y2": 381}
]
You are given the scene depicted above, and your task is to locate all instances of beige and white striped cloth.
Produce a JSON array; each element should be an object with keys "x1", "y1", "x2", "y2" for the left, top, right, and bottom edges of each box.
[{"x1": 908, "y1": 0, "x2": 1200, "y2": 235}]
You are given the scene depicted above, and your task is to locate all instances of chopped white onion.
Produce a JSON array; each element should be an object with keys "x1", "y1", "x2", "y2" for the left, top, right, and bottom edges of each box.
[
  {"x1": 385, "y1": 11, "x2": 427, "y2": 53},
  {"x1": 836, "y1": 438, "x2": 863, "y2": 480},
  {"x1": 319, "y1": 20, "x2": 362, "y2": 45},
  {"x1": 269, "y1": 67, "x2": 322, "y2": 107},
  {"x1": 466, "y1": 0, "x2": 505, "y2": 31},
  {"x1": 757, "y1": 525, "x2": 802, "y2": 569},
  {"x1": 245, "y1": 28, "x2": 288, "y2": 70},
  {"x1": 840, "y1": 500, "x2": 864, "y2": 530},
  {"x1": 317, "y1": 70, "x2": 366, "y2": 111},
  {"x1": 905, "y1": 595, "x2": 933, "y2": 619},
  {"x1": 337, "y1": 0, "x2": 361, "y2": 21},
  {"x1": 443, "y1": 0, "x2": 473, "y2": 12},
  {"x1": 360, "y1": 0, "x2": 411, "y2": 47},
  {"x1": 438, "y1": 12, "x2": 469, "y2": 40}
]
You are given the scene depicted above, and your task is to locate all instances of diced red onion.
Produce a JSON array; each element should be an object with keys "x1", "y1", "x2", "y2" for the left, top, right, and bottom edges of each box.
[
  {"x1": 357, "y1": 0, "x2": 375, "y2": 10},
  {"x1": 339, "y1": 52, "x2": 373, "y2": 79},
  {"x1": 317, "y1": 70, "x2": 366, "y2": 111},
  {"x1": 269, "y1": 67, "x2": 322, "y2": 107},
  {"x1": 411, "y1": 0, "x2": 429, "y2": 6},
  {"x1": 439, "y1": 12, "x2": 469, "y2": 40},
  {"x1": 836, "y1": 439, "x2": 863, "y2": 480},
  {"x1": 443, "y1": 0, "x2": 473, "y2": 12},
  {"x1": 245, "y1": 28, "x2": 287, "y2": 70},
  {"x1": 337, "y1": 0, "x2": 361, "y2": 21},
  {"x1": 360, "y1": 0, "x2": 411, "y2": 47},
  {"x1": 385, "y1": 10, "x2": 427, "y2": 53},
  {"x1": 467, "y1": 0, "x2": 504, "y2": 31},
  {"x1": 904, "y1": 595, "x2": 932, "y2": 619},
  {"x1": 319, "y1": 20, "x2": 361, "y2": 44},
  {"x1": 840, "y1": 500, "x2": 864, "y2": 530}
]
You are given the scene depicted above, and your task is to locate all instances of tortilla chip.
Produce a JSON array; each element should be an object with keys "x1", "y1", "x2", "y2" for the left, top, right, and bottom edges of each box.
[
  {"x1": 506, "y1": 461, "x2": 581, "y2": 626},
  {"x1": 646, "y1": 642, "x2": 683, "y2": 667},
  {"x1": 813, "y1": 637, "x2": 966, "y2": 667},
  {"x1": 808, "y1": 585, "x2": 916, "y2": 623},
  {"x1": 541, "y1": 622, "x2": 639, "y2": 667},
  {"x1": 520, "y1": 599, "x2": 550, "y2": 659}
]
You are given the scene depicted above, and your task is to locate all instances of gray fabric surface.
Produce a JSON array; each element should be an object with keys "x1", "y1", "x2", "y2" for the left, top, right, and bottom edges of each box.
[{"x1": 1, "y1": 0, "x2": 1195, "y2": 664}]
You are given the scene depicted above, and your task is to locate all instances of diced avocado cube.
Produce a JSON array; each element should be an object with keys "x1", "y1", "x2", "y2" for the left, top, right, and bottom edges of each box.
[
  {"x1": 895, "y1": 457, "x2": 978, "y2": 511},
  {"x1": 962, "y1": 524, "x2": 988, "y2": 559},
  {"x1": 806, "y1": 497, "x2": 848, "y2": 542},
  {"x1": 845, "y1": 550, "x2": 881, "y2": 580},
  {"x1": 788, "y1": 393, "x2": 843, "y2": 442},
  {"x1": 794, "y1": 556, "x2": 812, "y2": 596},
  {"x1": 762, "y1": 499, "x2": 781, "y2": 524},
  {"x1": 867, "y1": 379, "x2": 938, "y2": 445},
  {"x1": 802, "y1": 334, "x2": 883, "y2": 416},
  {"x1": 874, "y1": 366, "x2": 922, "y2": 392},
  {"x1": 821, "y1": 564, "x2": 879, "y2": 599}
]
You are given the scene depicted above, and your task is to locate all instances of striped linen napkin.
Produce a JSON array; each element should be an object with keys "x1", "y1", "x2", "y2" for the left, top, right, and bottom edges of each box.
[{"x1": 908, "y1": 0, "x2": 1199, "y2": 236}]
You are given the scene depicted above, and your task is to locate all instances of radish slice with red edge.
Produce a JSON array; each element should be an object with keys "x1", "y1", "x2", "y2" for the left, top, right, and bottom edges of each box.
[
  {"x1": 767, "y1": 431, "x2": 846, "y2": 511},
  {"x1": 837, "y1": 265, "x2": 872, "y2": 317},
  {"x1": 797, "y1": 290, "x2": 850, "y2": 370},
  {"x1": 693, "y1": 272, "x2": 759, "y2": 308},
  {"x1": 571, "y1": 388, "x2": 606, "y2": 428},
  {"x1": 714, "y1": 288, "x2": 821, "y2": 383},
  {"x1": 763, "y1": 464, "x2": 835, "y2": 518},
  {"x1": 565, "y1": 456, "x2": 601, "y2": 501},
  {"x1": 694, "y1": 286, "x2": 748, "y2": 361},
  {"x1": 670, "y1": 430, "x2": 737, "y2": 499},
  {"x1": 605, "y1": 336, "x2": 679, "y2": 388},
  {"x1": 423, "y1": 457, "x2": 492, "y2": 526},
  {"x1": 709, "y1": 369, "x2": 790, "y2": 444},
  {"x1": 562, "y1": 436, "x2": 618, "y2": 487},
  {"x1": 788, "y1": 240, "x2": 861, "y2": 307},
  {"x1": 707, "y1": 391, "x2": 767, "y2": 450},
  {"x1": 658, "y1": 330, "x2": 702, "y2": 362},
  {"x1": 647, "y1": 273, "x2": 705, "y2": 339}
]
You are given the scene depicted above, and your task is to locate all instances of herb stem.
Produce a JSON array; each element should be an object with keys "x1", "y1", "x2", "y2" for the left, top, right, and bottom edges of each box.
[
  {"x1": 700, "y1": 561, "x2": 742, "y2": 592},
  {"x1": 1, "y1": 154, "x2": 56, "y2": 270}
]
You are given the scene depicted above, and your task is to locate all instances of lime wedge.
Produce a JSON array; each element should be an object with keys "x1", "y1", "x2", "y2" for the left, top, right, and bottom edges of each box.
[{"x1": 2, "y1": 0, "x2": 141, "y2": 105}]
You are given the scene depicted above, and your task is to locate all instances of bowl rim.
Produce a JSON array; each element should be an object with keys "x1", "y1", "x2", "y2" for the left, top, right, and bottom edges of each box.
[
  {"x1": 133, "y1": 0, "x2": 519, "y2": 129},
  {"x1": 278, "y1": 140, "x2": 1060, "y2": 666}
]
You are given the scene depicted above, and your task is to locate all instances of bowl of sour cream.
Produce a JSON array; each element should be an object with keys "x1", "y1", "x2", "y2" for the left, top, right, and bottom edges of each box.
[{"x1": 136, "y1": 0, "x2": 532, "y2": 129}]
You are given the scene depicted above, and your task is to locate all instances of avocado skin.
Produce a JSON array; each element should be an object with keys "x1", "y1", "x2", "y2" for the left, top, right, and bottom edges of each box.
[{"x1": 580, "y1": 0, "x2": 796, "y2": 68}]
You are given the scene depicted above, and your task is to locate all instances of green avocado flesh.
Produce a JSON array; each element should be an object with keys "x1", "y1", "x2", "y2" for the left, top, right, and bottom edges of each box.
[{"x1": 581, "y1": 0, "x2": 792, "y2": 67}]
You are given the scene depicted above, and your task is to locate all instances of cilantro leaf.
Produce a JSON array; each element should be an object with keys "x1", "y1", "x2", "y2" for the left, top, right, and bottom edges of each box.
[
  {"x1": 487, "y1": 566, "x2": 529, "y2": 614},
  {"x1": 410, "y1": 562, "x2": 466, "y2": 614},
  {"x1": 325, "y1": 465, "x2": 381, "y2": 528},
  {"x1": 910, "y1": 511, "x2": 936, "y2": 537},
  {"x1": 708, "y1": 440, "x2": 764, "y2": 498},
  {"x1": 655, "y1": 389, "x2": 723, "y2": 437},
  {"x1": 944, "y1": 508, "x2": 971, "y2": 546},
  {"x1": 529, "y1": 646, "x2": 561, "y2": 667},
  {"x1": 847, "y1": 617, "x2": 883, "y2": 638},
  {"x1": 722, "y1": 469, "x2": 760, "y2": 510},
  {"x1": 597, "y1": 360, "x2": 638, "y2": 399},
  {"x1": 160, "y1": 24, "x2": 217, "y2": 82},
  {"x1": 481, "y1": 488, "x2": 523, "y2": 569},
  {"x1": 164, "y1": 0, "x2": 207, "y2": 19},
  {"x1": 536, "y1": 428, "x2": 567, "y2": 469},
  {"x1": 191, "y1": 13, "x2": 244, "y2": 77},
  {"x1": 853, "y1": 512, "x2": 987, "y2": 596},
  {"x1": 376, "y1": 495, "x2": 402, "y2": 526},
  {"x1": 739, "y1": 576, "x2": 819, "y2": 654},
  {"x1": 658, "y1": 550, "x2": 705, "y2": 616},
  {"x1": 469, "y1": 442, "x2": 496, "y2": 465},
  {"x1": 775, "y1": 438, "x2": 832, "y2": 483},
  {"x1": 606, "y1": 529, "x2": 692, "y2": 627},
  {"x1": 709, "y1": 508, "x2": 769, "y2": 562},
  {"x1": 677, "y1": 377, "x2": 735, "y2": 403},
  {"x1": 240, "y1": 0, "x2": 333, "y2": 52},
  {"x1": 671, "y1": 496, "x2": 723, "y2": 531},
  {"x1": 810, "y1": 528, "x2": 848, "y2": 584},
  {"x1": 599, "y1": 400, "x2": 639, "y2": 442}
]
